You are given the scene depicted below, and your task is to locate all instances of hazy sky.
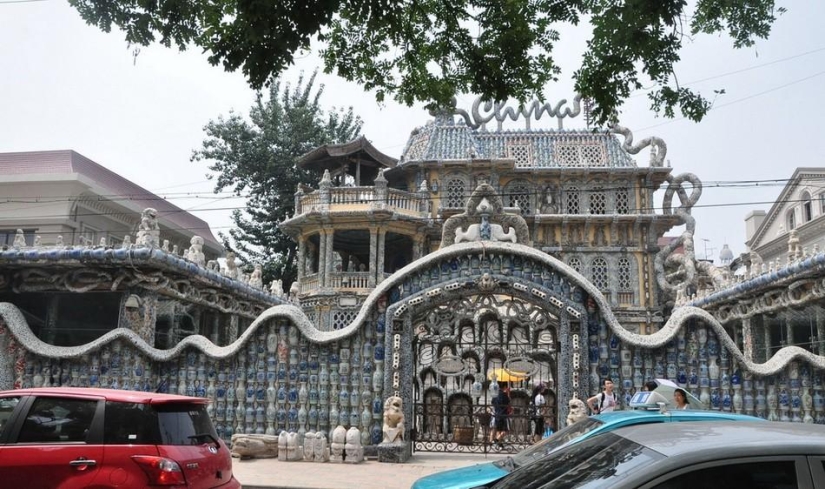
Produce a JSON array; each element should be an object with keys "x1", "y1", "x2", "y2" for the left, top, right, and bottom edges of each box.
[{"x1": 2, "y1": 1, "x2": 823, "y2": 263}]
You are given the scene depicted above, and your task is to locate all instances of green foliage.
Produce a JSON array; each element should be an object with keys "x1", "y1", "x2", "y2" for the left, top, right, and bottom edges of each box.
[
  {"x1": 70, "y1": 0, "x2": 784, "y2": 124},
  {"x1": 192, "y1": 71, "x2": 362, "y2": 289}
]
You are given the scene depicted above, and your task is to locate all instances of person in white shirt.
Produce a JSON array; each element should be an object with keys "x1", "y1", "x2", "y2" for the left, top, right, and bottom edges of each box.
[
  {"x1": 587, "y1": 378, "x2": 618, "y2": 414},
  {"x1": 531, "y1": 383, "x2": 547, "y2": 443}
]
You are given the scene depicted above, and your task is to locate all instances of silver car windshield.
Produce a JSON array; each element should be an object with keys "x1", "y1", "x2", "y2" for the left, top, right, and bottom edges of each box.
[
  {"x1": 509, "y1": 417, "x2": 603, "y2": 468},
  {"x1": 492, "y1": 432, "x2": 664, "y2": 489}
]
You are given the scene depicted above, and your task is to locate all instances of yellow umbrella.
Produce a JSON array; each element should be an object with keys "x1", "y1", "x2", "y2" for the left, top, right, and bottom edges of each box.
[{"x1": 487, "y1": 368, "x2": 528, "y2": 383}]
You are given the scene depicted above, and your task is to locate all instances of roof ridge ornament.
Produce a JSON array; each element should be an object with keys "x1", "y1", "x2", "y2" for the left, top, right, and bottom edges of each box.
[
  {"x1": 434, "y1": 95, "x2": 583, "y2": 131},
  {"x1": 609, "y1": 123, "x2": 668, "y2": 167},
  {"x1": 441, "y1": 183, "x2": 531, "y2": 248}
]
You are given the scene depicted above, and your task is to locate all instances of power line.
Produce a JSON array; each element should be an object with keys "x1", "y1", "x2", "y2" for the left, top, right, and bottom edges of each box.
[
  {"x1": 0, "y1": 175, "x2": 820, "y2": 207},
  {"x1": 4, "y1": 173, "x2": 825, "y2": 219},
  {"x1": 685, "y1": 47, "x2": 825, "y2": 85},
  {"x1": 630, "y1": 46, "x2": 825, "y2": 99},
  {"x1": 3, "y1": 194, "x2": 820, "y2": 236},
  {"x1": 637, "y1": 68, "x2": 825, "y2": 132}
]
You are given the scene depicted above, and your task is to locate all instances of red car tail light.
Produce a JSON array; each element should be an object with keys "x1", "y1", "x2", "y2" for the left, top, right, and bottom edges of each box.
[{"x1": 131, "y1": 455, "x2": 187, "y2": 486}]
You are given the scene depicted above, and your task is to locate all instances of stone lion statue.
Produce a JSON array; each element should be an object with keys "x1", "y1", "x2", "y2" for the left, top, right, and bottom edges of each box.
[
  {"x1": 382, "y1": 395, "x2": 405, "y2": 443},
  {"x1": 135, "y1": 208, "x2": 160, "y2": 247},
  {"x1": 566, "y1": 398, "x2": 588, "y2": 426}
]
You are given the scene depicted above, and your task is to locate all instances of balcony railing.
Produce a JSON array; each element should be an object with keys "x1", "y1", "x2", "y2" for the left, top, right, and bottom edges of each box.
[
  {"x1": 300, "y1": 274, "x2": 320, "y2": 294},
  {"x1": 295, "y1": 186, "x2": 428, "y2": 218},
  {"x1": 617, "y1": 291, "x2": 635, "y2": 304},
  {"x1": 328, "y1": 271, "x2": 371, "y2": 289},
  {"x1": 298, "y1": 272, "x2": 393, "y2": 295}
]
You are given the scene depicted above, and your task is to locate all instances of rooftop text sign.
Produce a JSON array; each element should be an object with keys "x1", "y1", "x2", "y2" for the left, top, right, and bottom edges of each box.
[{"x1": 444, "y1": 94, "x2": 584, "y2": 131}]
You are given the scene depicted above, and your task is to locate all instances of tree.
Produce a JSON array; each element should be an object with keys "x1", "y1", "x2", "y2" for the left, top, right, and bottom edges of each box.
[
  {"x1": 192, "y1": 72, "x2": 362, "y2": 290},
  {"x1": 69, "y1": 0, "x2": 785, "y2": 124}
]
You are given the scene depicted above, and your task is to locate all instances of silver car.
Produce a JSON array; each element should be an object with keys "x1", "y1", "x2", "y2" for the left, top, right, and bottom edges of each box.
[{"x1": 490, "y1": 421, "x2": 825, "y2": 489}]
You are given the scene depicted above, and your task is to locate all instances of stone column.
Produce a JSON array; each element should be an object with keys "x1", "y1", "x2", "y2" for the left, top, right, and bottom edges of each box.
[
  {"x1": 376, "y1": 229, "x2": 386, "y2": 285},
  {"x1": 318, "y1": 229, "x2": 328, "y2": 287},
  {"x1": 210, "y1": 313, "x2": 220, "y2": 345},
  {"x1": 297, "y1": 237, "x2": 306, "y2": 281},
  {"x1": 369, "y1": 227, "x2": 378, "y2": 288},
  {"x1": 741, "y1": 317, "x2": 753, "y2": 362},
  {"x1": 137, "y1": 291, "x2": 158, "y2": 347},
  {"x1": 294, "y1": 186, "x2": 304, "y2": 216},
  {"x1": 817, "y1": 308, "x2": 825, "y2": 356},
  {"x1": 324, "y1": 230, "x2": 335, "y2": 288},
  {"x1": 43, "y1": 296, "x2": 60, "y2": 345},
  {"x1": 228, "y1": 315, "x2": 239, "y2": 343},
  {"x1": 556, "y1": 310, "x2": 572, "y2": 426},
  {"x1": 373, "y1": 170, "x2": 388, "y2": 208},
  {"x1": 785, "y1": 317, "x2": 794, "y2": 347},
  {"x1": 319, "y1": 170, "x2": 331, "y2": 211},
  {"x1": 750, "y1": 315, "x2": 767, "y2": 363},
  {"x1": 190, "y1": 308, "x2": 202, "y2": 336},
  {"x1": 412, "y1": 234, "x2": 425, "y2": 261},
  {"x1": 764, "y1": 317, "x2": 773, "y2": 360}
]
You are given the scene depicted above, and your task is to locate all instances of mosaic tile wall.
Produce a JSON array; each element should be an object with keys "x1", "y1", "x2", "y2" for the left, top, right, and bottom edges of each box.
[
  {"x1": 4, "y1": 239, "x2": 825, "y2": 457},
  {"x1": 587, "y1": 321, "x2": 825, "y2": 422},
  {"x1": 0, "y1": 315, "x2": 387, "y2": 445}
]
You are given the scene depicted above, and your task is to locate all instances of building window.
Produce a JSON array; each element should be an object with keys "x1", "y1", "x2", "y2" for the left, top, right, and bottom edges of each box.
[
  {"x1": 568, "y1": 257, "x2": 582, "y2": 274},
  {"x1": 590, "y1": 187, "x2": 606, "y2": 214},
  {"x1": 802, "y1": 191, "x2": 813, "y2": 222},
  {"x1": 787, "y1": 209, "x2": 796, "y2": 231},
  {"x1": 506, "y1": 141, "x2": 533, "y2": 168},
  {"x1": 618, "y1": 257, "x2": 632, "y2": 290},
  {"x1": 79, "y1": 225, "x2": 100, "y2": 247},
  {"x1": 507, "y1": 182, "x2": 532, "y2": 215},
  {"x1": 616, "y1": 188, "x2": 629, "y2": 214},
  {"x1": 566, "y1": 187, "x2": 580, "y2": 214},
  {"x1": 555, "y1": 142, "x2": 607, "y2": 167},
  {"x1": 591, "y1": 257, "x2": 608, "y2": 290},
  {"x1": 819, "y1": 193, "x2": 825, "y2": 214},
  {"x1": 0, "y1": 229, "x2": 35, "y2": 246},
  {"x1": 445, "y1": 177, "x2": 466, "y2": 208}
]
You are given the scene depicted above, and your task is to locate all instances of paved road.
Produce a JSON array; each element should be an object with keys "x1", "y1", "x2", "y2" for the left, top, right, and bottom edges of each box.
[{"x1": 232, "y1": 451, "x2": 508, "y2": 489}]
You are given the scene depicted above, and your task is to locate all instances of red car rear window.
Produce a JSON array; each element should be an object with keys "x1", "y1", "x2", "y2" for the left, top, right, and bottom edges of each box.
[
  {"x1": 154, "y1": 403, "x2": 218, "y2": 446},
  {"x1": 104, "y1": 401, "x2": 217, "y2": 446}
]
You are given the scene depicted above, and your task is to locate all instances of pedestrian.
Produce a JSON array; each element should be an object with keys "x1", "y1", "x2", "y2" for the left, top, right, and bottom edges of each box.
[
  {"x1": 674, "y1": 388, "x2": 690, "y2": 410},
  {"x1": 530, "y1": 383, "x2": 547, "y2": 443},
  {"x1": 643, "y1": 380, "x2": 658, "y2": 392},
  {"x1": 587, "y1": 377, "x2": 618, "y2": 414},
  {"x1": 490, "y1": 382, "x2": 510, "y2": 448}
]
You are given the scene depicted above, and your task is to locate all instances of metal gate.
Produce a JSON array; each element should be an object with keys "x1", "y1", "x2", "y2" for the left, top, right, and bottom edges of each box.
[{"x1": 409, "y1": 294, "x2": 559, "y2": 453}]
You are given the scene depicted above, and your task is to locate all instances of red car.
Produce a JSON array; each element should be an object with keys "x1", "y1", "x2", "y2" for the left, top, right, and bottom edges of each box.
[{"x1": 0, "y1": 387, "x2": 241, "y2": 488}]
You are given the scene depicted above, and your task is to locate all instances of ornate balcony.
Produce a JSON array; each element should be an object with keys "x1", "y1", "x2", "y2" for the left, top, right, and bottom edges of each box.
[
  {"x1": 292, "y1": 169, "x2": 429, "y2": 221},
  {"x1": 299, "y1": 271, "x2": 394, "y2": 295},
  {"x1": 295, "y1": 186, "x2": 428, "y2": 218}
]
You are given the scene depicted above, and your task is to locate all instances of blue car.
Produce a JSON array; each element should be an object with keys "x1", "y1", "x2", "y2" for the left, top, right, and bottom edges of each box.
[{"x1": 410, "y1": 396, "x2": 763, "y2": 489}]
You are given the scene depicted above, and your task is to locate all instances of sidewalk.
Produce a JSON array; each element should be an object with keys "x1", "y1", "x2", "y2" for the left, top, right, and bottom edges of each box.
[{"x1": 232, "y1": 451, "x2": 508, "y2": 489}]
